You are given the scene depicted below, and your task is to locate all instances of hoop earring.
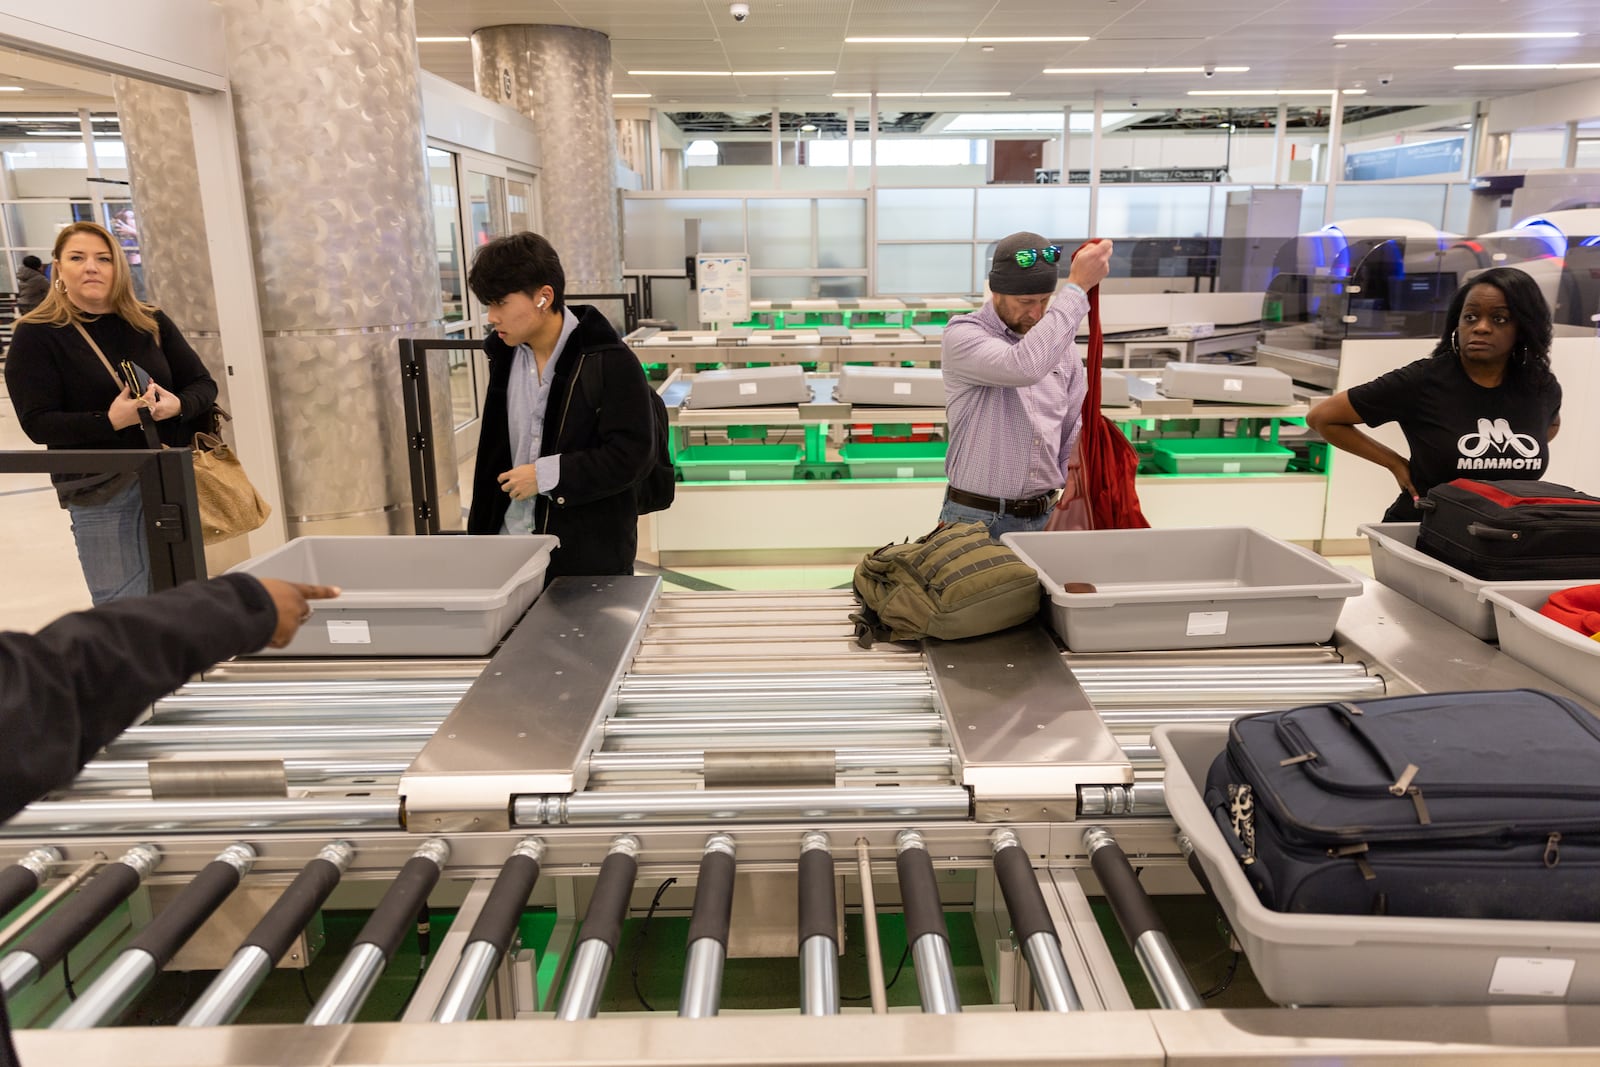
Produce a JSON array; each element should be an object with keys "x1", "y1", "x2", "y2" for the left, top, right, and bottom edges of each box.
[
  {"x1": 1450, "y1": 328, "x2": 1459, "y2": 354},
  {"x1": 54, "y1": 277, "x2": 65, "y2": 293}
]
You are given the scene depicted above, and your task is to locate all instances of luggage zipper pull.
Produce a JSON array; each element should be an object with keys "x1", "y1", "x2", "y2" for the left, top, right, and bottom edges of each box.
[
  {"x1": 1388, "y1": 764, "x2": 1430, "y2": 824},
  {"x1": 1278, "y1": 751, "x2": 1317, "y2": 767},
  {"x1": 1544, "y1": 832, "x2": 1562, "y2": 869},
  {"x1": 1329, "y1": 842, "x2": 1377, "y2": 881},
  {"x1": 1388, "y1": 763, "x2": 1419, "y2": 796}
]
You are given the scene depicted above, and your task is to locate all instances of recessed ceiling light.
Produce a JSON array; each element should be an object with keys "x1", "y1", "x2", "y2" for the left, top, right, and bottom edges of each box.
[
  {"x1": 628, "y1": 70, "x2": 835, "y2": 77},
  {"x1": 1188, "y1": 88, "x2": 1367, "y2": 96},
  {"x1": 612, "y1": 93, "x2": 652, "y2": 99},
  {"x1": 845, "y1": 36, "x2": 1089, "y2": 44},
  {"x1": 0, "y1": 86, "x2": 24, "y2": 92},
  {"x1": 415, "y1": 37, "x2": 470, "y2": 43},
  {"x1": 1333, "y1": 32, "x2": 1579, "y2": 40},
  {"x1": 1044, "y1": 66, "x2": 1249, "y2": 74},
  {"x1": 1455, "y1": 62, "x2": 1600, "y2": 70},
  {"x1": 967, "y1": 37, "x2": 1091, "y2": 43},
  {"x1": 832, "y1": 91, "x2": 1012, "y2": 98}
]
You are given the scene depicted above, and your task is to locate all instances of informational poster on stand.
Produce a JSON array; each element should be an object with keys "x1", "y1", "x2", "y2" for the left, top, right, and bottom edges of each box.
[{"x1": 696, "y1": 254, "x2": 750, "y2": 324}]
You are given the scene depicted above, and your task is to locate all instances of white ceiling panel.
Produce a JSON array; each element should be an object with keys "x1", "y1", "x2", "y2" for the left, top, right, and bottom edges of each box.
[{"x1": 408, "y1": 0, "x2": 1600, "y2": 112}]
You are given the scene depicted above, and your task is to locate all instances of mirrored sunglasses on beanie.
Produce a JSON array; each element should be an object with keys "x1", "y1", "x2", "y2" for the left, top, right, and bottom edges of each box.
[{"x1": 1012, "y1": 245, "x2": 1062, "y2": 269}]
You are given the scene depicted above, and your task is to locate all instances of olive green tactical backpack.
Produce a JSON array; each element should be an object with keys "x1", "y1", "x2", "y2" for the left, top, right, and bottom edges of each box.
[{"x1": 850, "y1": 522, "x2": 1042, "y2": 647}]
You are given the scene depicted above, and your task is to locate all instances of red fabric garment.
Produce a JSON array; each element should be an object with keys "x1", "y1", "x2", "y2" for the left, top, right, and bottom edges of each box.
[
  {"x1": 1539, "y1": 584, "x2": 1600, "y2": 640},
  {"x1": 1046, "y1": 241, "x2": 1149, "y2": 531}
]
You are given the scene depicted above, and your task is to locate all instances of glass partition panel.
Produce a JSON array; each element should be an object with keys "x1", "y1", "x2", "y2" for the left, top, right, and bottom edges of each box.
[
  {"x1": 876, "y1": 188, "x2": 973, "y2": 241},
  {"x1": 506, "y1": 175, "x2": 535, "y2": 234},
  {"x1": 975, "y1": 185, "x2": 1090, "y2": 241},
  {"x1": 1297, "y1": 185, "x2": 1327, "y2": 233},
  {"x1": 747, "y1": 199, "x2": 813, "y2": 270},
  {"x1": 751, "y1": 276, "x2": 826, "y2": 301},
  {"x1": 4, "y1": 201, "x2": 85, "y2": 248},
  {"x1": 878, "y1": 243, "x2": 973, "y2": 294},
  {"x1": 465, "y1": 171, "x2": 507, "y2": 245},
  {"x1": 817, "y1": 197, "x2": 868, "y2": 269},
  {"x1": 99, "y1": 199, "x2": 147, "y2": 301},
  {"x1": 1333, "y1": 184, "x2": 1450, "y2": 230},
  {"x1": 1096, "y1": 185, "x2": 1212, "y2": 239},
  {"x1": 427, "y1": 148, "x2": 466, "y2": 327},
  {"x1": 622, "y1": 197, "x2": 745, "y2": 269}
]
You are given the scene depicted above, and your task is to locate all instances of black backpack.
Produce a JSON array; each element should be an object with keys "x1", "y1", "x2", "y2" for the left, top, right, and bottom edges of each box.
[{"x1": 575, "y1": 345, "x2": 676, "y2": 515}]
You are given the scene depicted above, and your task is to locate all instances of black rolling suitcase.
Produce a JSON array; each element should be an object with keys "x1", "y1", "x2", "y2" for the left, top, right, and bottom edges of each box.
[
  {"x1": 1416, "y1": 478, "x2": 1600, "y2": 581},
  {"x1": 1204, "y1": 689, "x2": 1600, "y2": 920}
]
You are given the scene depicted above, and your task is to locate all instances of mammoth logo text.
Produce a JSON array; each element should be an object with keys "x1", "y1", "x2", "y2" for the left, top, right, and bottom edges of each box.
[{"x1": 1457, "y1": 418, "x2": 1541, "y2": 471}]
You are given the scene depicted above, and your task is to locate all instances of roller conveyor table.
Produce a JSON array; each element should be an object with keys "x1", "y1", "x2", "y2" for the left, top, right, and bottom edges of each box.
[{"x1": 2, "y1": 575, "x2": 1598, "y2": 1064}]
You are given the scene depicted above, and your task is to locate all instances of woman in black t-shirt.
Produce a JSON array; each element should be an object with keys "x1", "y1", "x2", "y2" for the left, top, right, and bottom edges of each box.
[{"x1": 1307, "y1": 266, "x2": 1562, "y2": 522}]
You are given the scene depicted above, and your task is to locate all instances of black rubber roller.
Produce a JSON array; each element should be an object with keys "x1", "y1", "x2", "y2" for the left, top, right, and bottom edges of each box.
[
  {"x1": 466, "y1": 853, "x2": 541, "y2": 956},
  {"x1": 992, "y1": 844, "x2": 1055, "y2": 945},
  {"x1": 577, "y1": 851, "x2": 638, "y2": 954},
  {"x1": 240, "y1": 857, "x2": 345, "y2": 959},
  {"x1": 352, "y1": 855, "x2": 444, "y2": 959},
  {"x1": 0, "y1": 864, "x2": 42, "y2": 921},
  {"x1": 127, "y1": 860, "x2": 243, "y2": 968},
  {"x1": 685, "y1": 850, "x2": 736, "y2": 950},
  {"x1": 895, "y1": 845, "x2": 948, "y2": 945},
  {"x1": 797, "y1": 848, "x2": 837, "y2": 944},
  {"x1": 1089, "y1": 838, "x2": 1165, "y2": 945},
  {"x1": 12, "y1": 862, "x2": 141, "y2": 972}
]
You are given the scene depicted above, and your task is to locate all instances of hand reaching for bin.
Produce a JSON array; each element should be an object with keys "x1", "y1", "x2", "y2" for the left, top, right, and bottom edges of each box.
[{"x1": 259, "y1": 578, "x2": 341, "y2": 648}]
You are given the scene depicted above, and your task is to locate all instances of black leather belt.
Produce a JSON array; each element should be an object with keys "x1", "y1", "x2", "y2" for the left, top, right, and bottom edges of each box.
[{"x1": 946, "y1": 486, "x2": 1057, "y2": 518}]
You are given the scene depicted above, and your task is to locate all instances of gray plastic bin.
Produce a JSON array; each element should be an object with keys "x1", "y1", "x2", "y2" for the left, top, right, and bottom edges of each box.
[
  {"x1": 1156, "y1": 722, "x2": 1600, "y2": 1006},
  {"x1": 1002, "y1": 527, "x2": 1361, "y2": 652},
  {"x1": 1360, "y1": 522, "x2": 1592, "y2": 640},
  {"x1": 1481, "y1": 586, "x2": 1600, "y2": 706},
  {"x1": 1160, "y1": 362, "x2": 1295, "y2": 405},
  {"x1": 1100, "y1": 370, "x2": 1132, "y2": 408},
  {"x1": 230, "y1": 535, "x2": 557, "y2": 657},
  {"x1": 832, "y1": 365, "x2": 944, "y2": 406},
  {"x1": 686, "y1": 365, "x2": 812, "y2": 408}
]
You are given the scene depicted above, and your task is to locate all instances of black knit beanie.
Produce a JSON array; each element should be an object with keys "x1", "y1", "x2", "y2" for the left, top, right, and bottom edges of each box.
[{"x1": 987, "y1": 231, "x2": 1061, "y2": 295}]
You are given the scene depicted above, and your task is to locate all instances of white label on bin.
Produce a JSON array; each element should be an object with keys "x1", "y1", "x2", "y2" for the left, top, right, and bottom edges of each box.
[
  {"x1": 894, "y1": 382, "x2": 912, "y2": 395},
  {"x1": 1489, "y1": 957, "x2": 1574, "y2": 997},
  {"x1": 739, "y1": 382, "x2": 758, "y2": 395},
  {"x1": 1223, "y1": 461, "x2": 1242, "y2": 474},
  {"x1": 729, "y1": 469, "x2": 748, "y2": 481},
  {"x1": 327, "y1": 620, "x2": 371, "y2": 645},
  {"x1": 1223, "y1": 377, "x2": 1244, "y2": 392},
  {"x1": 1186, "y1": 611, "x2": 1228, "y2": 636},
  {"x1": 896, "y1": 466, "x2": 915, "y2": 478}
]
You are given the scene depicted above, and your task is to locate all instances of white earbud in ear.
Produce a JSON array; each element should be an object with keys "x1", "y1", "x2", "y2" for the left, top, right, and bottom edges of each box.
[{"x1": 537, "y1": 297, "x2": 548, "y2": 308}]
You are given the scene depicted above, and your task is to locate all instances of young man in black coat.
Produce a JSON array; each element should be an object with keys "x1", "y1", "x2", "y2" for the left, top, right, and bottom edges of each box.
[{"x1": 464, "y1": 233, "x2": 655, "y2": 578}]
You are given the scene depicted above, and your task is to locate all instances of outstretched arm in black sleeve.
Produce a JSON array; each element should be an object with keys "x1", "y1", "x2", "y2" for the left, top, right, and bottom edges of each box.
[{"x1": 0, "y1": 574, "x2": 337, "y2": 823}]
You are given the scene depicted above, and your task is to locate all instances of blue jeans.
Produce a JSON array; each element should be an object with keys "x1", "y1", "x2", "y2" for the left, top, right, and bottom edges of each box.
[
  {"x1": 67, "y1": 478, "x2": 152, "y2": 605},
  {"x1": 938, "y1": 498, "x2": 1051, "y2": 541}
]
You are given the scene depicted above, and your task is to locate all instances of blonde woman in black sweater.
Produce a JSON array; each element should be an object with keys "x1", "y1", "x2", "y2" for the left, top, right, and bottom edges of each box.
[{"x1": 5, "y1": 221, "x2": 216, "y2": 603}]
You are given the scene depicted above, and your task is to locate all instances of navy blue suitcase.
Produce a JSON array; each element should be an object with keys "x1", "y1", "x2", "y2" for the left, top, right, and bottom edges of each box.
[{"x1": 1205, "y1": 689, "x2": 1600, "y2": 920}]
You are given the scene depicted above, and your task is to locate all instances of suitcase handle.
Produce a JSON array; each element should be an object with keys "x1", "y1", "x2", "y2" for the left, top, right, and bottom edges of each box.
[{"x1": 1466, "y1": 522, "x2": 1520, "y2": 542}]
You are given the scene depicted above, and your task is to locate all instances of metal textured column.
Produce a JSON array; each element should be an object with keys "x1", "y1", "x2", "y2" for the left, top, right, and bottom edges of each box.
[
  {"x1": 471, "y1": 26, "x2": 623, "y2": 312},
  {"x1": 211, "y1": 0, "x2": 443, "y2": 536},
  {"x1": 108, "y1": 79, "x2": 233, "y2": 420}
]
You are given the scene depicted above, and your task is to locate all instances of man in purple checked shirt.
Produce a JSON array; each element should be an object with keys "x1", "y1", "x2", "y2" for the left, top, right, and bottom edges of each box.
[{"x1": 939, "y1": 231, "x2": 1115, "y2": 539}]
